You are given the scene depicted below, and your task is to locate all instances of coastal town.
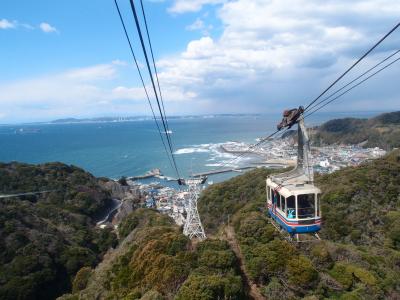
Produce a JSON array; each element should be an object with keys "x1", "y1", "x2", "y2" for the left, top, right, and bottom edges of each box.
[
  {"x1": 99, "y1": 137, "x2": 387, "y2": 229},
  {"x1": 97, "y1": 178, "x2": 193, "y2": 230}
]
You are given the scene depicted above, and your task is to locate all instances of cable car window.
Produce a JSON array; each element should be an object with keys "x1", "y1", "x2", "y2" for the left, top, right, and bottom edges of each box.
[
  {"x1": 277, "y1": 192, "x2": 281, "y2": 209},
  {"x1": 297, "y1": 194, "x2": 315, "y2": 219},
  {"x1": 316, "y1": 194, "x2": 320, "y2": 217},
  {"x1": 281, "y1": 195, "x2": 285, "y2": 212},
  {"x1": 272, "y1": 190, "x2": 278, "y2": 205},
  {"x1": 286, "y1": 196, "x2": 295, "y2": 219}
]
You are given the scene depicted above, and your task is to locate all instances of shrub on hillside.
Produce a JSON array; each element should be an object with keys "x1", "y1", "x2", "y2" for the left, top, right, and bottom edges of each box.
[
  {"x1": 286, "y1": 255, "x2": 318, "y2": 287},
  {"x1": 72, "y1": 267, "x2": 92, "y2": 293},
  {"x1": 175, "y1": 274, "x2": 243, "y2": 300}
]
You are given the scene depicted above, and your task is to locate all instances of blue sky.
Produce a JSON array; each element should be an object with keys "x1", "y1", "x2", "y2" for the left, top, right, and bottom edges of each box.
[
  {"x1": 1, "y1": 0, "x2": 399, "y2": 123},
  {"x1": 0, "y1": 1, "x2": 212, "y2": 80}
]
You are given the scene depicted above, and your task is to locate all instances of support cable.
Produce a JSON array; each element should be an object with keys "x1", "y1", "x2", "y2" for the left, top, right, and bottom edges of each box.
[
  {"x1": 205, "y1": 25, "x2": 400, "y2": 174},
  {"x1": 129, "y1": 0, "x2": 181, "y2": 179},
  {"x1": 207, "y1": 128, "x2": 285, "y2": 172},
  {"x1": 0, "y1": 190, "x2": 57, "y2": 199},
  {"x1": 113, "y1": 0, "x2": 175, "y2": 173},
  {"x1": 139, "y1": 0, "x2": 171, "y2": 133},
  {"x1": 305, "y1": 56, "x2": 400, "y2": 118},
  {"x1": 304, "y1": 22, "x2": 400, "y2": 111},
  {"x1": 306, "y1": 49, "x2": 400, "y2": 113}
]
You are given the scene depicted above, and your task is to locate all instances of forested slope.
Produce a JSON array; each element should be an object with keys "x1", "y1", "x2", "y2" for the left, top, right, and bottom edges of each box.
[
  {"x1": 60, "y1": 209, "x2": 246, "y2": 300},
  {"x1": 313, "y1": 111, "x2": 400, "y2": 149},
  {"x1": 64, "y1": 150, "x2": 399, "y2": 299},
  {"x1": 0, "y1": 162, "x2": 117, "y2": 300},
  {"x1": 196, "y1": 150, "x2": 400, "y2": 299}
]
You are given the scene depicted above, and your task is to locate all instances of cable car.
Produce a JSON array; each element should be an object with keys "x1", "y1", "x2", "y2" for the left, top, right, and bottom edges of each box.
[{"x1": 267, "y1": 109, "x2": 321, "y2": 239}]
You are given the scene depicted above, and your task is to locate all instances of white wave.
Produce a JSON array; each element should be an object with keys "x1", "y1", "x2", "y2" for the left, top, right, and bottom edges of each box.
[
  {"x1": 175, "y1": 141, "x2": 257, "y2": 170},
  {"x1": 212, "y1": 151, "x2": 236, "y2": 159},
  {"x1": 174, "y1": 147, "x2": 210, "y2": 155},
  {"x1": 205, "y1": 163, "x2": 223, "y2": 167}
]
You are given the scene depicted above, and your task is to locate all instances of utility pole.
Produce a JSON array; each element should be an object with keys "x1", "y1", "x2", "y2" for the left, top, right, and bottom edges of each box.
[{"x1": 182, "y1": 178, "x2": 206, "y2": 240}]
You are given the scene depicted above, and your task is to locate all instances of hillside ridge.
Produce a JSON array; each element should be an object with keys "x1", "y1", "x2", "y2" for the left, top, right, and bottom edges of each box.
[{"x1": 313, "y1": 111, "x2": 400, "y2": 149}]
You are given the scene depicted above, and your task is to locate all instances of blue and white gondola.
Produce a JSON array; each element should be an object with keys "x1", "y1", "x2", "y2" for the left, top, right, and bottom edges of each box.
[
  {"x1": 266, "y1": 109, "x2": 322, "y2": 239},
  {"x1": 266, "y1": 179, "x2": 321, "y2": 234}
]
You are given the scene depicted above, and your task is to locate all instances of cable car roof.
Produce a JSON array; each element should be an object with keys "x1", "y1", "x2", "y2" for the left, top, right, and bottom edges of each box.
[{"x1": 267, "y1": 178, "x2": 321, "y2": 197}]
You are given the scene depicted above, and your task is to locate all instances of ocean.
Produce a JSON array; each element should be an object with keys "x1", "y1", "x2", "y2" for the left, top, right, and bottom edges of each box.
[{"x1": 0, "y1": 112, "x2": 379, "y2": 183}]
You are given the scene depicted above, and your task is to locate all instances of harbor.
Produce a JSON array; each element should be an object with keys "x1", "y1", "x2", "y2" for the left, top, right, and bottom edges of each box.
[
  {"x1": 97, "y1": 136, "x2": 387, "y2": 230},
  {"x1": 192, "y1": 166, "x2": 254, "y2": 177},
  {"x1": 217, "y1": 137, "x2": 387, "y2": 174},
  {"x1": 129, "y1": 168, "x2": 162, "y2": 180}
]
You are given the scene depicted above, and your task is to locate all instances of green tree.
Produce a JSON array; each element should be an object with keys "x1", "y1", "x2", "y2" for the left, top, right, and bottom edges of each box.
[{"x1": 286, "y1": 255, "x2": 318, "y2": 287}]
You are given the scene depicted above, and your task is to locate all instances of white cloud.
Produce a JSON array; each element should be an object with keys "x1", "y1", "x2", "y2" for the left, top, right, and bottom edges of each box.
[
  {"x1": 186, "y1": 18, "x2": 213, "y2": 35},
  {"x1": 169, "y1": 0, "x2": 226, "y2": 13},
  {"x1": 0, "y1": 19, "x2": 16, "y2": 29},
  {"x1": 158, "y1": 0, "x2": 400, "y2": 113},
  {"x1": 186, "y1": 18, "x2": 205, "y2": 31},
  {"x1": 64, "y1": 64, "x2": 117, "y2": 81},
  {"x1": 0, "y1": 61, "x2": 196, "y2": 123},
  {"x1": 2, "y1": 0, "x2": 400, "y2": 123},
  {"x1": 0, "y1": 62, "x2": 151, "y2": 122},
  {"x1": 39, "y1": 22, "x2": 58, "y2": 33},
  {"x1": 0, "y1": 19, "x2": 58, "y2": 33},
  {"x1": 112, "y1": 59, "x2": 128, "y2": 66},
  {"x1": 112, "y1": 86, "x2": 147, "y2": 100},
  {"x1": 21, "y1": 23, "x2": 35, "y2": 30}
]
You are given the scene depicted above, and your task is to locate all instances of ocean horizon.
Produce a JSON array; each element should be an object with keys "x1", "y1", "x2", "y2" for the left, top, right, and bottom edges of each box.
[{"x1": 0, "y1": 111, "x2": 382, "y2": 181}]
